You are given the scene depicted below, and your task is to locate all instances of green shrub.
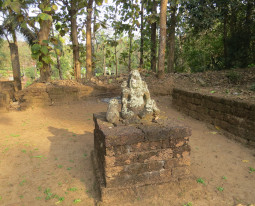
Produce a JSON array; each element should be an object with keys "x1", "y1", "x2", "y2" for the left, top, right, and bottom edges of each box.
[
  {"x1": 250, "y1": 83, "x2": 255, "y2": 91},
  {"x1": 226, "y1": 71, "x2": 241, "y2": 84}
]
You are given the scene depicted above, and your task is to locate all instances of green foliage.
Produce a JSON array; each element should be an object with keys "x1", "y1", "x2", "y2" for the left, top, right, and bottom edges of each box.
[
  {"x1": 249, "y1": 167, "x2": 255, "y2": 173},
  {"x1": 196, "y1": 178, "x2": 205, "y2": 185},
  {"x1": 226, "y1": 71, "x2": 241, "y2": 84},
  {"x1": 250, "y1": 83, "x2": 255, "y2": 91},
  {"x1": 217, "y1": 187, "x2": 224, "y2": 192}
]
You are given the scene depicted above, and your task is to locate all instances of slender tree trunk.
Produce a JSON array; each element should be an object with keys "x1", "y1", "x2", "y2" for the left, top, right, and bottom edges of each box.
[
  {"x1": 51, "y1": 28, "x2": 63, "y2": 80},
  {"x1": 167, "y1": 1, "x2": 177, "y2": 73},
  {"x1": 114, "y1": 34, "x2": 118, "y2": 77},
  {"x1": 151, "y1": 0, "x2": 157, "y2": 72},
  {"x1": 86, "y1": 0, "x2": 93, "y2": 79},
  {"x1": 243, "y1": 0, "x2": 252, "y2": 66},
  {"x1": 92, "y1": 2, "x2": 97, "y2": 73},
  {"x1": 139, "y1": 0, "x2": 144, "y2": 68},
  {"x1": 115, "y1": 3, "x2": 118, "y2": 77},
  {"x1": 103, "y1": 45, "x2": 106, "y2": 76},
  {"x1": 9, "y1": 31, "x2": 22, "y2": 90},
  {"x1": 128, "y1": 30, "x2": 133, "y2": 72},
  {"x1": 70, "y1": 1, "x2": 81, "y2": 81},
  {"x1": 223, "y1": 12, "x2": 228, "y2": 69},
  {"x1": 38, "y1": 18, "x2": 52, "y2": 82},
  {"x1": 56, "y1": 51, "x2": 63, "y2": 79},
  {"x1": 158, "y1": 0, "x2": 168, "y2": 79}
]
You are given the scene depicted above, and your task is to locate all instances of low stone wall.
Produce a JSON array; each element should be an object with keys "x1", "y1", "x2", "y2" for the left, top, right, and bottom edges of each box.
[
  {"x1": 0, "y1": 81, "x2": 16, "y2": 111},
  {"x1": 15, "y1": 83, "x2": 94, "y2": 108},
  {"x1": 172, "y1": 88, "x2": 255, "y2": 146},
  {"x1": 92, "y1": 113, "x2": 191, "y2": 203}
]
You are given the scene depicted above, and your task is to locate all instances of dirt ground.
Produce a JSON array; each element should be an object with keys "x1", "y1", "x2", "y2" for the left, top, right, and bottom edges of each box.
[{"x1": 0, "y1": 94, "x2": 255, "y2": 206}]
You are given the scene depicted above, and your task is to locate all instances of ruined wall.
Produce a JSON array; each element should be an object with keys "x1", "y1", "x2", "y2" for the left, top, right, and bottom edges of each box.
[
  {"x1": 93, "y1": 113, "x2": 191, "y2": 202},
  {"x1": 172, "y1": 88, "x2": 255, "y2": 146},
  {"x1": 0, "y1": 81, "x2": 15, "y2": 111},
  {"x1": 15, "y1": 82, "x2": 93, "y2": 108}
]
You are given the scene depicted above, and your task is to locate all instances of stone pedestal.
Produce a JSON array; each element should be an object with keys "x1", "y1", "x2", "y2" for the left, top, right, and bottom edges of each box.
[{"x1": 92, "y1": 113, "x2": 192, "y2": 203}]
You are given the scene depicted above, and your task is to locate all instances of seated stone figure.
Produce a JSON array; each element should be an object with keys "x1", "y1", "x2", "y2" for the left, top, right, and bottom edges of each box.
[{"x1": 121, "y1": 70, "x2": 160, "y2": 123}]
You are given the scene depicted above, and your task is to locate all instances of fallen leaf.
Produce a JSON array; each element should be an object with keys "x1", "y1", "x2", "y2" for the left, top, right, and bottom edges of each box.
[
  {"x1": 215, "y1": 126, "x2": 220, "y2": 130},
  {"x1": 242, "y1": 160, "x2": 249, "y2": 163}
]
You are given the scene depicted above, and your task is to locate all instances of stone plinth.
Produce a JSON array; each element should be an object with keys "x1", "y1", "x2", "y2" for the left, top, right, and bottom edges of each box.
[{"x1": 92, "y1": 113, "x2": 192, "y2": 203}]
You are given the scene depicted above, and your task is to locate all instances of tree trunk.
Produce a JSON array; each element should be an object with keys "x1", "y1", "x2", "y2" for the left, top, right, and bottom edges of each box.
[
  {"x1": 38, "y1": 17, "x2": 52, "y2": 82},
  {"x1": 223, "y1": 12, "x2": 228, "y2": 69},
  {"x1": 115, "y1": 34, "x2": 118, "y2": 77},
  {"x1": 70, "y1": 1, "x2": 81, "y2": 81},
  {"x1": 150, "y1": 0, "x2": 157, "y2": 72},
  {"x1": 115, "y1": 3, "x2": 118, "y2": 76},
  {"x1": 128, "y1": 30, "x2": 132, "y2": 72},
  {"x1": 167, "y1": 1, "x2": 177, "y2": 73},
  {"x1": 139, "y1": 0, "x2": 144, "y2": 68},
  {"x1": 9, "y1": 41, "x2": 22, "y2": 90},
  {"x1": 56, "y1": 51, "x2": 63, "y2": 79},
  {"x1": 103, "y1": 45, "x2": 106, "y2": 76},
  {"x1": 243, "y1": 0, "x2": 252, "y2": 66},
  {"x1": 86, "y1": 0, "x2": 93, "y2": 80},
  {"x1": 158, "y1": 0, "x2": 168, "y2": 79},
  {"x1": 92, "y1": 2, "x2": 97, "y2": 73},
  {"x1": 51, "y1": 27, "x2": 63, "y2": 80}
]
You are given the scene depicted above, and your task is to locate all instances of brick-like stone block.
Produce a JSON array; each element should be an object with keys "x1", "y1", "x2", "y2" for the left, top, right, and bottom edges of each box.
[{"x1": 92, "y1": 113, "x2": 192, "y2": 202}]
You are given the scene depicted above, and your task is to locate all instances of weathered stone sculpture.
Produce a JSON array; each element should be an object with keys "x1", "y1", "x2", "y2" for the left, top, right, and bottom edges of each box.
[
  {"x1": 106, "y1": 99, "x2": 119, "y2": 124},
  {"x1": 121, "y1": 70, "x2": 160, "y2": 123}
]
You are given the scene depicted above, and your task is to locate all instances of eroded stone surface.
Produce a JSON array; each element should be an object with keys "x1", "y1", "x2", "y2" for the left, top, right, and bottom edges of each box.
[
  {"x1": 120, "y1": 70, "x2": 160, "y2": 123},
  {"x1": 93, "y1": 113, "x2": 191, "y2": 188},
  {"x1": 106, "y1": 99, "x2": 120, "y2": 124}
]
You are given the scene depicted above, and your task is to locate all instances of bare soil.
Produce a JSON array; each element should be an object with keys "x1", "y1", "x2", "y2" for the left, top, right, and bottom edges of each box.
[{"x1": 1, "y1": 94, "x2": 255, "y2": 206}]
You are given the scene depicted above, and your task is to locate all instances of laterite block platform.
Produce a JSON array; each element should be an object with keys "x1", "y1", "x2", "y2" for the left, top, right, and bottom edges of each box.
[{"x1": 92, "y1": 113, "x2": 192, "y2": 203}]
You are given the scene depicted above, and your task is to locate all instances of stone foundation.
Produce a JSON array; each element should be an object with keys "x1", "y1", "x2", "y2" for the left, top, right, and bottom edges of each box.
[
  {"x1": 92, "y1": 113, "x2": 191, "y2": 203},
  {"x1": 172, "y1": 88, "x2": 255, "y2": 146}
]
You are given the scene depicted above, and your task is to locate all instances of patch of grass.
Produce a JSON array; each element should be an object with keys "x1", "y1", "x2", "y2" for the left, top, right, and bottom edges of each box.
[
  {"x1": 44, "y1": 188, "x2": 53, "y2": 200},
  {"x1": 57, "y1": 165, "x2": 63, "y2": 168},
  {"x1": 58, "y1": 182, "x2": 62, "y2": 186},
  {"x1": 222, "y1": 176, "x2": 227, "y2": 180},
  {"x1": 68, "y1": 187, "x2": 78, "y2": 192},
  {"x1": 21, "y1": 149, "x2": 26, "y2": 153},
  {"x1": 35, "y1": 196, "x2": 42, "y2": 200},
  {"x1": 3, "y1": 148, "x2": 9, "y2": 153},
  {"x1": 38, "y1": 186, "x2": 42, "y2": 191},
  {"x1": 183, "y1": 202, "x2": 192, "y2": 206},
  {"x1": 196, "y1": 178, "x2": 205, "y2": 185},
  {"x1": 249, "y1": 167, "x2": 255, "y2": 173},
  {"x1": 19, "y1": 195, "x2": 24, "y2": 199},
  {"x1": 10, "y1": 134, "x2": 20, "y2": 138},
  {"x1": 0, "y1": 196, "x2": 2, "y2": 200},
  {"x1": 56, "y1": 196, "x2": 64, "y2": 204},
  {"x1": 34, "y1": 155, "x2": 43, "y2": 158},
  {"x1": 83, "y1": 153, "x2": 87, "y2": 158},
  {"x1": 19, "y1": 179, "x2": 26, "y2": 186},
  {"x1": 69, "y1": 160, "x2": 74, "y2": 163},
  {"x1": 67, "y1": 167, "x2": 72, "y2": 170},
  {"x1": 73, "y1": 199, "x2": 81, "y2": 203},
  {"x1": 217, "y1": 187, "x2": 224, "y2": 192}
]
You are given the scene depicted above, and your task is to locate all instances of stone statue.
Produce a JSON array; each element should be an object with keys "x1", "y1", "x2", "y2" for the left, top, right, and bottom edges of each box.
[
  {"x1": 106, "y1": 99, "x2": 120, "y2": 124},
  {"x1": 121, "y1": 70, "x2": 160, "y2": 123}
]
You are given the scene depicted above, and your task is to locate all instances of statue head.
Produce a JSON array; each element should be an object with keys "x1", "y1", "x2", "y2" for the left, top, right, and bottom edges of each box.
[{"x1": 129, "y1": 70, "x2": 142, "y2": 89}]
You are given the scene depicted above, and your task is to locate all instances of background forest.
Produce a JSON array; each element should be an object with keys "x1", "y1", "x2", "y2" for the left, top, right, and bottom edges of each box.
[{"x1": 0, "y1": 0, "x2": 254, "y2": 88}]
